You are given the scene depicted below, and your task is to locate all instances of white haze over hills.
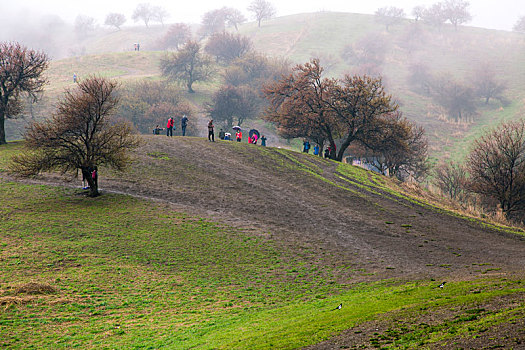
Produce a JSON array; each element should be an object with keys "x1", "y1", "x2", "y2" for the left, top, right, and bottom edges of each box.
[{"x1": 0, "y1": 0, "x2": 522, "y2": 33}]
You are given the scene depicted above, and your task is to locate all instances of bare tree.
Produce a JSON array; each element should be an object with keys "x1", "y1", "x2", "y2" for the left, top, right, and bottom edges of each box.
[
  {"x1": 363, "y1": 113, "x2": 429, "y2": 181},
  {"x1": 467, "y1": 119, "x2": 525, "y2": 217},
  {"x1": 11, "y1": 76, "x2": 140, "y2": 197},
  {"x1": 433, "y1": 160, "x2": 468, "y2": 201},
  {"x1": 205, "y1": 32, "x2": 252, "y2": 64},
  {"x1": 248, "y1": 0, "x2": 276, "y2": 27},
  {"x1": 224, "y1": 8, "x2": 247, "y2": 30},
  {"x1": 206, "y1": 85, "x2": 259, "y2": 129},
  {"x1": 200, "y1": 8, "x2": 228, "y2": 37},
  {"x1": 443, "y1": 0, "x2": 472, "y2": 30},
  {"x1": 412, "y1": 6, "x2": 426, "y2": 22},
  {"x1": 0, "y1": 42, "x2": 49, "y2": 145},
  {"x1": 104, "y1": 13, "x2": 126, "y2": 30},
  {"x1": 132, "y1": 3, "x2": 154, "y2": 27},
  {"x1": 374, "y1": 6, "x2": 406, "y2": 31},
  {"x1": 430, "y1": 74, "x2": 477, "y2": 122},
  {"x1": 421, "y1": 3, "x2": 448, "y2": 31},
  {"x1": 471, "y1": 63, "x2": 507, "y2": 105},
  {"x1": 160, "y1": 41, "x2": 214, "y2": 93},
  {"x1": 152, "y1": 6, "x2": 169, "y2": 26},
  {"x1": 159, "y1": 23, "x2": 192, "y2": 50},
  {"x1": 513, "y1": 15, "x2": 525, "y2": 33},
  {"x1": 74, "y1": 15, "x2": 96, "y2": 38}
]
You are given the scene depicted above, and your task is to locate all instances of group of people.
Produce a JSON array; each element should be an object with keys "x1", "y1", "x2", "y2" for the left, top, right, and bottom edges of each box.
[
  {"x1": 209, "y1": 121, "x2": 267, "y2": 146},
  {"x1": 154, "y1": 116, "x2": 267, "y2": 147},
  {"x1": 154, "y1": 115, "x2": 188, "y2": 137},
  {"x1": 303, "y1": 139, "x2": 335, "y2": 158}
]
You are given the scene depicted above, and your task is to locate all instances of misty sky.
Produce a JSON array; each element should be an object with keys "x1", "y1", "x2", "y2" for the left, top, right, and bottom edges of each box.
[{"x1": 0, "y1": 0, "x2": 523, "y2": 31}]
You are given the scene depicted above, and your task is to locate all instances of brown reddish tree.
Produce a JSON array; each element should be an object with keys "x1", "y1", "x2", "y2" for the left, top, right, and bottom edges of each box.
[
  {"x1": 327, "y1": 74, "x2": 399, "y2": 161},
  {"x1": 263, "y1": 59, "x2": 340, "y2": 158},
  {"x1": 0, "y1": 42, "x2": 49, "y2": 145},
  {"x1": 362, "y1": 112, "x2": 428, "y2": 180},
  {"x1": 466, "y1": 119, "x2": 525, "y2": 217},
  {"x1": 11, "y1": 76, "x2": 140, "y2": 197}
]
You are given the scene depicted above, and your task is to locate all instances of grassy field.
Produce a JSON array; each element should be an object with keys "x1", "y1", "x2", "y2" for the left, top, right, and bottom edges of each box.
[
  {"x1": 1, "y1": 181, "x2": 523, "y2": 349},
  {"x1": 1, "y1": 141, "x2": 524, "y2": 348}
]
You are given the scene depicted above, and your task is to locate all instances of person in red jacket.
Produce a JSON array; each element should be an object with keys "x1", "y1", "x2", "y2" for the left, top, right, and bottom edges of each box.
[
  {"x1": 166, "y1": 117, "x2": 174, "y2": 137},
  {"x1": 236, "y1": 131, "x2": 242, "y2": 142}
]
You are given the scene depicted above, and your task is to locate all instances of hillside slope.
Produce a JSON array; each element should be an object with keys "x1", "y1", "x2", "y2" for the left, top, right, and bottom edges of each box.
[
  {"x1": 2, "y1": 138, "x2": 525, "y2": 348},
  {"x1": 15, "y1": 136, "x2": 525, "y2": 281}
]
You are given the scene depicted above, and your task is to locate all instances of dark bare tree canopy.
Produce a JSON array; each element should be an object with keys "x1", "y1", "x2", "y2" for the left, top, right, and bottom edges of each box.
[
  {"x1": 205, "y1": 32, "x2": 252, "y2": 64},
  {"x1": 467, "y1": 119, "x2": 525, "y2": 217},
  {"x1": 11, "y1": 76, "x2": 140, "y2": 197},
  {"x1": 248, "y1": 0, "x2": 276, "y2": 27},
  {"x1": 206, "y1": 85, "x2": 259, "y2": 129},
  {"x1": 160, "y1": 41, "x2": 214, "y2": 93},
  {"x1": 0, "y1": 41, "x2": 49, "y2": 144},
  {"x1": 104, "y1": 13, "x2": 126, "y2": 30}
]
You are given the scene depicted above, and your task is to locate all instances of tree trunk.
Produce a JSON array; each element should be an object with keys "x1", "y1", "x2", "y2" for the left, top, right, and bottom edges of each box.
[
  {"x1": 0, "y1": 111, "x2": 6, "y2": 145},
  {"x1": 187, "y1": 82, "x2": 195, "y2": 93},
  {"x1": 82, "y1": 167, "x2": 99, "y2": 197}
]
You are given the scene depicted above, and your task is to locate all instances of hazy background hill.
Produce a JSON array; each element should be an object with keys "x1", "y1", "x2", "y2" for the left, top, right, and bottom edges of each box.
[{"x1": 5, "y1": 11, "x2": 525, "y2": 162}]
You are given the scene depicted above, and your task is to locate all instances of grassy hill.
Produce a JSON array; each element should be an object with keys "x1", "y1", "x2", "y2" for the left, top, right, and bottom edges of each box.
[
  {"x1": 5, "y1": 12, "x2": 525, "y2": 160},
  {"x1": 1, "y1": 137, "x2": 524, "y2": 348}
]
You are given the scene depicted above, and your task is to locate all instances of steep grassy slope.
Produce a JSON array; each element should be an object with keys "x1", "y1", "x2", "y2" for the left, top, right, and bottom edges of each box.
[{"x1": 1, "y1": 138, "x2": 524, "y2": 348}]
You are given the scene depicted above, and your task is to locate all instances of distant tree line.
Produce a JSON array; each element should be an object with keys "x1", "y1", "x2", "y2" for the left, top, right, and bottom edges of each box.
[{"x1": 374, "y1": 0, "x2": 473, "y2": 32}]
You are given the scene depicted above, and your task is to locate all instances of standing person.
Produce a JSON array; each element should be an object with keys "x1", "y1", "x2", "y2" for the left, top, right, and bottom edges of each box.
[
  {"x1": 324, "y1": 147, "x2": 330, "y2": 159},
  {"x1": 181, "y1": 115, "x2": 188, "y2": 136},
  {"x1": 260, "y1": 135, "x2": 267, "y2": 147},
  {"x1": 252, "y1": 133, "x2": 258, "y2": 144},
  {"x1": 313, "y1": 144, "x2": 319, "y2": 155},
  {"x1": 208, "y1": 119, "x2": 215, "y2": 142},
  {"x1": 303, "y1": 140, "x2": 310, "y2": 153},
  {"x1": 236, "y1": 130, "x2": 242, "y2": 142},
  {"x1": 166, "y1": 117, "x2": 174, "y2": 137}
]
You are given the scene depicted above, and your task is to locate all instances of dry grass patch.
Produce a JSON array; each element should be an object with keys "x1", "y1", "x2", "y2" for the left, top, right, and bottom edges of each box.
[{"x1": 14, "y1": 282, "x2": 57, "y2": 295}]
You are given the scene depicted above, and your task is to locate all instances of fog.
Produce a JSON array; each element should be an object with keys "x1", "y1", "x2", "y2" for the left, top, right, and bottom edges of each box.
[{"x1": 0, "y1": 0, "x2": 521, "y2": 33}]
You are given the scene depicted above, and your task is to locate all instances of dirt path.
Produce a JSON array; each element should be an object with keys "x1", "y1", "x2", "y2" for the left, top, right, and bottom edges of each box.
[{"x1": 6, "y1": 136, "x2": 524, "y2": 285}]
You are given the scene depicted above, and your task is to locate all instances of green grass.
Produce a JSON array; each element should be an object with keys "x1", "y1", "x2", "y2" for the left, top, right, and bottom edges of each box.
[{"x1": 1, "y1": 141, "x2": 524, "y2": 348}]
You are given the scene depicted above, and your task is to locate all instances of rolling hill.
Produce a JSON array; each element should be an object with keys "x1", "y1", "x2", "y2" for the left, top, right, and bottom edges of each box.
[
  {"x1": 5, "y1": 11, "x2": 525, "y2": 163},
  {"x1": 1, "y1": 136, "x2": 524, "y2": 348}
]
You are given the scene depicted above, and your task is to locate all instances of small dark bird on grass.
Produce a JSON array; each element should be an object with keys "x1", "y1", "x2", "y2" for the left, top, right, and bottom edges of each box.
[
  {"x1": 438, "y1": 282, "x2": 446, "y2": 289},
  {"x1": 333, "y1": 303, "x2": 342, "y2": 310}
]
